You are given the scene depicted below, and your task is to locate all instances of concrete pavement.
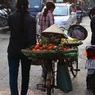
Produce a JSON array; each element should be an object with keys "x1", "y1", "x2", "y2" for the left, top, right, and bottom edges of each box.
[
  {"x1": 0, "y1": 16, "x2": 94, "y2": 95},
  {"x1": 0, "y1": 26, "x2": 9, "y2": 34}
]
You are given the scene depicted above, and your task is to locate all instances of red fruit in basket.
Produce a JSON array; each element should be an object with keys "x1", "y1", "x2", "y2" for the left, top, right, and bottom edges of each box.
[
  {"x1": 36, "y1": 49, "x2": 40, "y2": 51},
  {"x1": 61, "y1": 46, "x2": 65, "y2": 50},
  {"x1": 46, "y1": 46, "x2": 49, "y2": 50},
  {"x1": 39, "y1": 47, "x2": 44, "y2": 50},
  {"x1": 43, "y1": 49, "x2": 47, "y2": 51},
  {"x1": 54, "y1": 46, "x2": 57, "y2": 49},
  {"x1": 32, "y1": 49, "x2": 37, "y2": 51},
  {"x1": 64, "y1": 48, "x2": 67, "y2": 51},
  {"x1": 48, "y1": 46, "x2": 53, "y2": 50},
  {"x1": 38, "y1": 43, "x2": 42, "y2": 47},
  {"x1": 43, "y1": 45, "x2": 48, "y2": 49},
  {"x1": 34, "y1": 45, "x2": 39, "y2": 49},
  {"x1": 50, "y1": 44, "x2": 54, "y2": 48},
  {"x1": 37, "y1": 44, "x2": 40, "y2": 47}
]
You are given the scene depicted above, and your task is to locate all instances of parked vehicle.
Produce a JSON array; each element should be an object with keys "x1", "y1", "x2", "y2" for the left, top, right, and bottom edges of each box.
[
  {"x1": 0, "y1": 4, "x2": 8, "y2": 27},
  {"x1": 36, "y1": 3, "x2": 77, "y2": 33},
  {"x1": 53, "y1": 3, "x2": 77, "y2": 29},
  {"x1": 11, "y1": 0, "x2": 45, "y2": 17},
  {"x1": 85, "y1": 45, "x2": 95, "y2": 94}
]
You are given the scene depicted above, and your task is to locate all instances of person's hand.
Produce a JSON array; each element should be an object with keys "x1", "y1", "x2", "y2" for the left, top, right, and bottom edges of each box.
[{"x1": 38, "y1": 36, "x2": 41, "y2": 41}]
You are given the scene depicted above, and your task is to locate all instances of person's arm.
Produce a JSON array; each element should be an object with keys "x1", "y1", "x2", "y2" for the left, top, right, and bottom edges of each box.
[
  {"x1": 88, "y1": 9, "x2": 92, "y2": 19},
  {"x1": 27, "y1": 17, "x2": 36, "y2": 46},
  {"x1": 38, "y1": 13, "x2": 41, "y2": 25},
  {"x1": 8, "y1": 15, "x2": 12, "y2": 33},
  {"x1": 91, "y1": 17, "x2": 95, "y2": 45},
  {"x1": 49, "y1": 13, "x2": 55, "y2": 25}
]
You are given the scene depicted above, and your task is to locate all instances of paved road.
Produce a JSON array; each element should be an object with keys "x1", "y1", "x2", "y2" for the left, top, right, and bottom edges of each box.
[{"x1": 0, "y1": 16, "x2": 94, "y2": 95}]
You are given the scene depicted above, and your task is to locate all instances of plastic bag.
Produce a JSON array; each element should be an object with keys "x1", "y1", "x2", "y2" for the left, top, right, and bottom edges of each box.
[
  {"x1": 72, "y1": 29, "x2": 84, "y2": 40},
  {"x1": 57, "y1": 63, "x2": 73, "y2": 93}
]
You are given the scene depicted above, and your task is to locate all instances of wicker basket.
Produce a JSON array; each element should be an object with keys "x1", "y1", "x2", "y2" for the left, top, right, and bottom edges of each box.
[
  {"x1": 21, "y1": 49, "x2": 78, "y2": 60},
  {"x1": 68, "y1": 24, "x2": 88, "y2": 40}
]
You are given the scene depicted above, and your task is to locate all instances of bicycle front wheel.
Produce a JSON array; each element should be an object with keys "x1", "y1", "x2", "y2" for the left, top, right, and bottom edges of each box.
[{"x1": 47, "y1": 87, "x2": 51, "y2": 95}]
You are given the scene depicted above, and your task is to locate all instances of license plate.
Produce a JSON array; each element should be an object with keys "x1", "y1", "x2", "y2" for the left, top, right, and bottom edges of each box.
[{"x1": 85, "y1": 59, "x2": 95, "y2": 69}]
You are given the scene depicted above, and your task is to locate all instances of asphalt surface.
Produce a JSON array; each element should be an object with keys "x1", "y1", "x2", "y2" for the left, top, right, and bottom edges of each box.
[{"x1": 0, "y1": 16, "x2": 94, "y2": 95}]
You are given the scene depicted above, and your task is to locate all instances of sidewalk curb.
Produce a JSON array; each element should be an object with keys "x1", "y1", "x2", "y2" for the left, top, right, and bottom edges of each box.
[{"x1": 0, "y1": 26, "x2": 10, "y2": 34}]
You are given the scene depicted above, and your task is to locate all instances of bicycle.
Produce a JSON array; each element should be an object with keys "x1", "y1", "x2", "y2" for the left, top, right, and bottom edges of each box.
[{"x1": 27, "y1": 50, "x2": 79, "y2": 95}]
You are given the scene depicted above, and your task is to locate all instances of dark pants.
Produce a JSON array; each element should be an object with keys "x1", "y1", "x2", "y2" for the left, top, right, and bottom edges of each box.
[{"x1": 8, "y1": 53, "x2": 31, "y2": 95}]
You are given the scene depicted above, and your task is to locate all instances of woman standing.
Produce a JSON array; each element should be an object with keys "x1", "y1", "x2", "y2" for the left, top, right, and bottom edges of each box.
[
  {"x1": 39, "y1": 2, "x2": 55, "y2": 35},
  {"x1": 38, "y1": 2, "x2": 55, "y2": 76},
  {"x1": 7, "y1": 0, "x2": 36, "y2": 95}
]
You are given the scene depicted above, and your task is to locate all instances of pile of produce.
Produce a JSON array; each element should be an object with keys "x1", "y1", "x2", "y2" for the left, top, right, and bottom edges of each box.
[
  {"x1": 61, "y1": 38, "x2": 81, "y2": 44},
  {"x1": 31, "y1": 44, "x2": 67, "y2": 52},
  {"x1": 25, "y1": 36, "x2": 82, "y2": 53},
  {"x1": 26, "y1": 43, "x2": 67, "y2": 53}
]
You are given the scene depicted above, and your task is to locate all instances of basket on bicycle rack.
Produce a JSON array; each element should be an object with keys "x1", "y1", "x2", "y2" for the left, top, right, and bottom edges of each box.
[
  {"x1": 68, "y1": 24, "x2": 88, "y2": 40},
  {"x1": 21, "y1": 49, "x2": 78, "y2": 58}
]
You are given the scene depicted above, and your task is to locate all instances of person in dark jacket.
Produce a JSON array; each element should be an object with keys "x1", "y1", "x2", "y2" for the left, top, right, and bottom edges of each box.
[
  {"x1": 88, "y1": 7, "x2": 95, "y2": 19},
  {"x1": 90, "y1": 11, "x2": 95, "y2": 45},
  {"x1": 7, "y1": 0, "x2": 36, "y2": 95}
]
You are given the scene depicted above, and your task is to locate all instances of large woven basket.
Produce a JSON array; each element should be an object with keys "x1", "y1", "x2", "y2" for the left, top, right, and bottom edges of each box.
[
  {"x1": 68, "y1": 24, "x2": 88, "y2": 40},
  {"x1": 21, "y1": 49, "x2": 78, "y2": 60}
]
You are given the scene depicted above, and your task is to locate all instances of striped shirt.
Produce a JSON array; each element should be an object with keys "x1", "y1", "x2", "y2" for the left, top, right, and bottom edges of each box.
[{"x1": 39, "y1": 10, "x2": 55, "y2": 34}]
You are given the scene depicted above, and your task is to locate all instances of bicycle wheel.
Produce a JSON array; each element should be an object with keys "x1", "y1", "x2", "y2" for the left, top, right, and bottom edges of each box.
[
  {"x1": 44, "y1": 60, "x2": 53, "y2": 95},
  {"x1": 69, "y1": 59, "x2": 80, "y2": 77},
  {"x1": 1, "y1": 18, "x2": 7, "y2": 27},
  {"x1": 47, "y1": 87, "x2": 51, "y2": 95}
]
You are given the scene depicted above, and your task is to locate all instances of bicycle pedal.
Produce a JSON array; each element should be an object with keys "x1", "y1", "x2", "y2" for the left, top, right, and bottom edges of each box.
[
  {"x1": 37, "y1": 84, "x2": 46, "y2": 92},
  {"x1": 74, "y1": 69, "x2": 80, "y2": 71}
]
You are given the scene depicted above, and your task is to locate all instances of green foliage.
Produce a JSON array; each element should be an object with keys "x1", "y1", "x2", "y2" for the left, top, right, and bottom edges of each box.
[{"x1": 39, "y1": 37, "x2": 49, "y2": 45}]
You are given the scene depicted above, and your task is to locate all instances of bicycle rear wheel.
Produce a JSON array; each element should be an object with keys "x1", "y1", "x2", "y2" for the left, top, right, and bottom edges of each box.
[
  {"x1": 69, "y1": 59, "x2": 80, "y2": 77},
  {"x1": 47, "y1": 87, "x2": 51, "y2": 95}
]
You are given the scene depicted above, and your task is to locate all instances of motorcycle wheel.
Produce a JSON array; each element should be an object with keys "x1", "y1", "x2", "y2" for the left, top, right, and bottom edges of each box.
[
  {"x1": 77, "y1": 18, "x2": 81, "y2": 24},
  {"x1": 1, "y1": 18, "x2": 7, "y2": 27}
]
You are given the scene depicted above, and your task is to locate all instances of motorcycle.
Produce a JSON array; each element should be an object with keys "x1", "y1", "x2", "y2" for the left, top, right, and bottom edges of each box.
[
  {"x1": 85, "y1": 45, "x2": 95, "y2": 69},
  {"x1": 85, "y1": 45, "x2": 95, "y2": 94},
  {"x1": 0, "y1": 4, "x2": 9, "y2": 27},
  {"x1": 77, "y1": 10, "x2": 83, "y2": 24}
]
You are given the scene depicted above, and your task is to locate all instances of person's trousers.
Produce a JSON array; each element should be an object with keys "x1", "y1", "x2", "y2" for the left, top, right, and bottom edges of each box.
[{"x1": 8, "y1": 53, "x2": 31, "y2": 95}]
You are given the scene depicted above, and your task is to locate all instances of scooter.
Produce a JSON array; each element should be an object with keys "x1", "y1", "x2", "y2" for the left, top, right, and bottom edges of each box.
[
  {"x1": 85, "y1": 45, "x2": 95, "y2": 69},
  {"x1": 77, "y1": 10, "x2": 83, "y2": 24},
  {"x1": 0, "y1": 5, "x2": 9, "y2": 27},
  {"x1": 85, "y1": 45, "x2": 95, "y2": 94}
]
